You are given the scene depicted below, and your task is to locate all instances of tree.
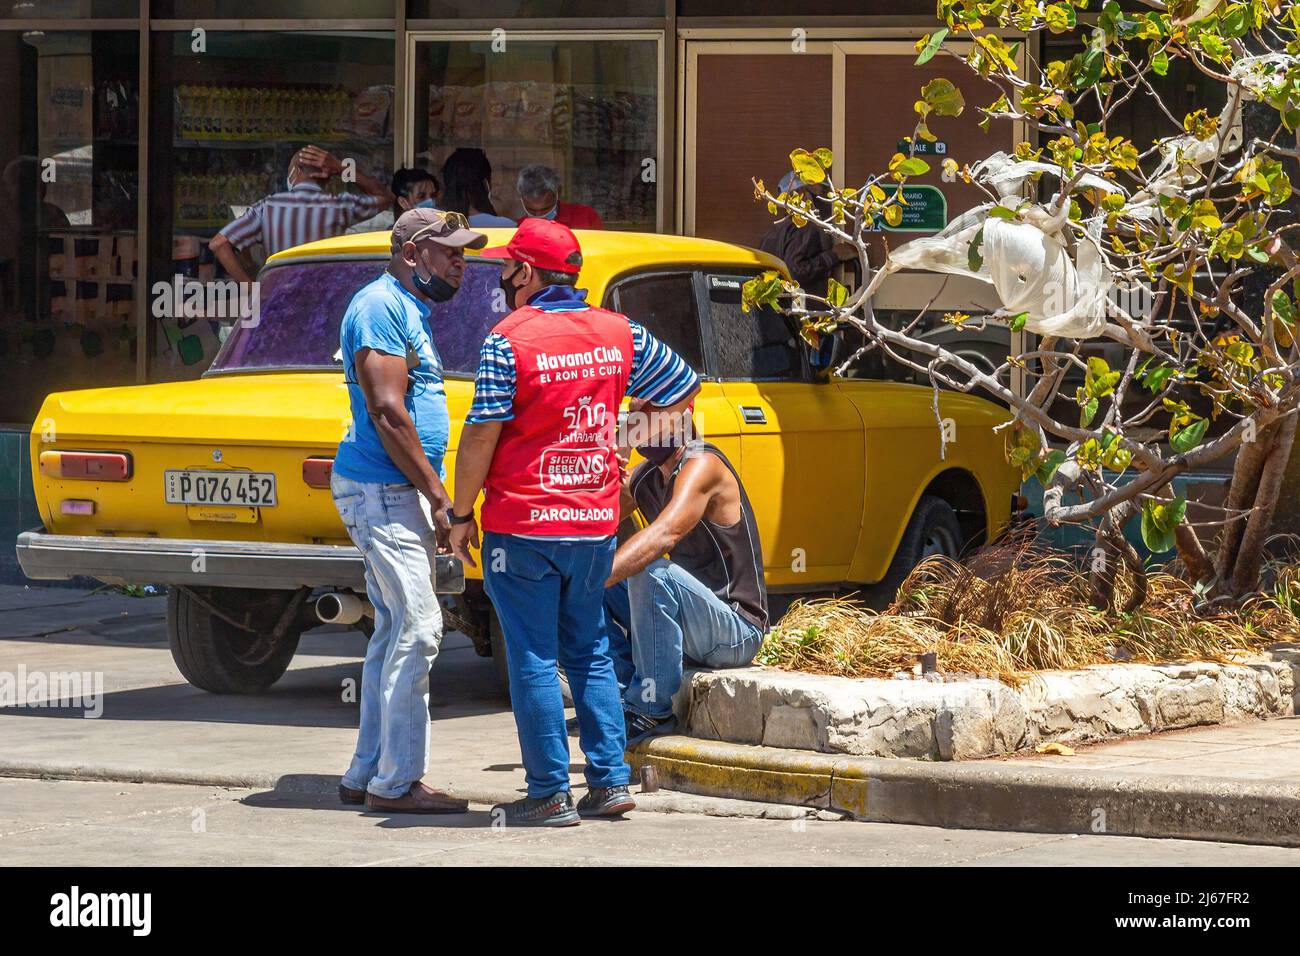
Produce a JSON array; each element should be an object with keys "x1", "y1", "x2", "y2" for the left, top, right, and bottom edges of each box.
[{"x1": 745, "y1": 0, "x2": 1300, "y2": 609}]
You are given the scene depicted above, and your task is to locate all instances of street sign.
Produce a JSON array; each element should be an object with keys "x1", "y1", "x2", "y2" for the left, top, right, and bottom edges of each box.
[
  {"x1": 872, "y1": 184, "x2": 948, "y2": 233},
  {"x1": 897, "y1": 139, "x2": 949, "y2": 156}
]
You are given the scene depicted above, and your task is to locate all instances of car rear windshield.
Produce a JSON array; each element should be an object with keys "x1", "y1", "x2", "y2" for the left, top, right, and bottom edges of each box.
[{"x1": 209, "y1": 258, "x2": 505, "y2": 376}]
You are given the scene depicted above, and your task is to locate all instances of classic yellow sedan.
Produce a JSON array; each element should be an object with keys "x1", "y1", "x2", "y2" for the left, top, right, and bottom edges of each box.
[{"x1": 18, "y1": 229, "x2": 1020, "y2": 693}]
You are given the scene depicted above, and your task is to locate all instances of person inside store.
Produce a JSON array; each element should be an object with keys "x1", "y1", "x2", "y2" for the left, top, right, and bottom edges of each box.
[
  {"x1": 209, "y1": 145, "x2": 392, "y2": 283},
  {"x1": 757, "y1": 170, "x2": 857, "y2": 299},
  {"x1": 331, "y1": 207, "x2": 487, "y2": 814},
  {"x1": 446, "y1": 218, "x2": 699, "y2": 827},
  {"x1": 516, "y1": 164, "x2": 604, "y2": 230},
  {"x1": 601, "y1": 402, "x2": 768, "y2": 744},
  {"x1": 439, "y1": 147, "x2": 516, "y2": 230},
  {"x1": 349, "y1": 166, "x2": 442, "y2": 234}
]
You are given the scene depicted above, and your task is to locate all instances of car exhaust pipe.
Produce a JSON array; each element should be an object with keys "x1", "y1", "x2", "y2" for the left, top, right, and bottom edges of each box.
[{"x1": 314, "y1": 592, "x2": 375, "y2": 626}]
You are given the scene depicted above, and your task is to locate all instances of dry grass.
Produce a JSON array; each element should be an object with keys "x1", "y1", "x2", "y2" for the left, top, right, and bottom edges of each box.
[{"x1": 756, "y1": 540, "x2": 1294, "y2": 685}]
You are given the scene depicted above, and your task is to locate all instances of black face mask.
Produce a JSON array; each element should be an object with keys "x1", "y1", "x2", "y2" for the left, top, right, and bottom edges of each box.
[
  {"x1": 413, "y1": 268, "x2": 457, "y2": 304},
  {"x1": 499, "y1": 264, "x2": 525, "y2": 311},
  {"x1": 636, "y1": 442, "x2": 679, "y2": 467},
  {"x1": 410, "y1": 248, "x2": 457, "y2": 304}
]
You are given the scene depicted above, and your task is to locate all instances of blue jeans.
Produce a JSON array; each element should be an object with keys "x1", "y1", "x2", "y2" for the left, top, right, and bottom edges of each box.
[
  {"x1": 483, "y1": 531, "x2": 630, "y2": 798},
  {"x1": 332, "y1": 473, "x2": 443, "y2": 799},
  {"x1": 605, "y1": 558, "x2": 764, "y2": 719}
]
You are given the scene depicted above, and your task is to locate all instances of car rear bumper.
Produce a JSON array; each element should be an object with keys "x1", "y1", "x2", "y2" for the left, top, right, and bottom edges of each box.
[{"x1": 15, "y1": 528, "x2": 465, "y2": 594}]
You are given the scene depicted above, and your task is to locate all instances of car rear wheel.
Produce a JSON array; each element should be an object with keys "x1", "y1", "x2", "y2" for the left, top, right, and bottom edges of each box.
[
  {"x1": 868, "y1": 495, "x2": 965, "y2": 609},
  {"x1": 167, "y1": 586, "x2": 303, "y2": 694}
]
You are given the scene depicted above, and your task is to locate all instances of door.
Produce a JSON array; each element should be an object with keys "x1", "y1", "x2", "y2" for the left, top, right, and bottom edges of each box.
[
  {"x1": 605, "y1": 270, "x2": 741, "y2": 464},
  {"x1": 682, "y1": 41, "x2": 834, "y2": 246},
  {"x1": 699, "y1": 270, "x2": 865, "y2": 586}
]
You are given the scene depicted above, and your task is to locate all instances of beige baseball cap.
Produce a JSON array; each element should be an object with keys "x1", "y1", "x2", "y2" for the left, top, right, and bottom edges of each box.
[{"x1": 391, "y1": 208, "x2": 488, "y2": 254}]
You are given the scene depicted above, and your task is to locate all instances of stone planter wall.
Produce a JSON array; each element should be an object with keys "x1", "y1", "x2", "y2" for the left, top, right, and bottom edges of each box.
[{"x1": 677, "y1": 648, "x2": 1300, "y2": 760}]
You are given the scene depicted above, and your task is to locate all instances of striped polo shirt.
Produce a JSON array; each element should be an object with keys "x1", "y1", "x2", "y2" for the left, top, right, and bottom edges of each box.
[
  {"x1": 219, "y1": 181, "x2": 383, "y2": 256},
  {"x1": 466, "y1": 285, "x2": 699, "y2": 425}
]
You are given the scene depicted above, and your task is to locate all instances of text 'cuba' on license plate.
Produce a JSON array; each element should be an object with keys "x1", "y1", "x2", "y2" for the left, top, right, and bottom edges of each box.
[{"x1": 165, "y1": 470, "x2": 277, "y2": 507}]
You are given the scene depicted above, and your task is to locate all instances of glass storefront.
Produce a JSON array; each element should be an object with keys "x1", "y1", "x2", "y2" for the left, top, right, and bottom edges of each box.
[
  {"x1": 0, "y1": 1, "x2": 137, "y2": 17},
  {"x1": 0, "y1": 29, "x2": 139, "y2": 426},
  {"x1": 148, "y1": 30, "x2": 395, "y2": 380},
  {"x1": 411, "y1": 34, "x2": 660, "y2": 231}
]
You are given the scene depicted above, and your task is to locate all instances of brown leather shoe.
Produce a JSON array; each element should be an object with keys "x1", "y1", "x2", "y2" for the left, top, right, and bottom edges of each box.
[
  {"x1": 339, "y1": 783, "x2": 366, "y2": 806},
  {"x1": 365, "y1": 781, "x2": 469, "y2": 814}
]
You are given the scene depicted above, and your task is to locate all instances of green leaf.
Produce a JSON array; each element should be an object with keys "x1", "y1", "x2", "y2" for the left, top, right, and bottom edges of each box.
[
  {"x1": 988, "y1": 204, "x2": 1019, "y2": 221},
  {"x1": 1151, "y1": 48, "x2": 1169, "y2": 76},
  {"x1": 921, "y1": 77, "x2": 965, "y2": 117},
  {"x1": 1080, "y1": 396, "x2": 1099, "y2": 428},
  {"x1": 1142, "y1": 494, "x2": 1188, "y2": 552},
  {"x1": 968, "y1": 226, "x2": 985, "y2": 272},
  {"x1": 826, "y1": 276, "x2": 849, "y2": 308},
  {"x1": 1170, "y1": 416, "x2": 1209, "y2": 453},
  {"x1": 895, "y1": 157, "x2": 932, "y2": 177},
  {"x1": 915, "y1": 28, "x2": 948, "y2": 66},
  {"x1": 1035, "y1": 449, "x2": 1067, "y2": 486},
  {"x1": 789, "y1": 149, "x2": 827, "y2": 185},
  {"x1": 1009, "y1": 311, "x2": 1029, "y2": 332}
]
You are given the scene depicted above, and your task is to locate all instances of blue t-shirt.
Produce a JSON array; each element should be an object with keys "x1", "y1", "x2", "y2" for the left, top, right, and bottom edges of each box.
[{"x1": 334, "y1": 271, "x2": 450, "y2": 485}]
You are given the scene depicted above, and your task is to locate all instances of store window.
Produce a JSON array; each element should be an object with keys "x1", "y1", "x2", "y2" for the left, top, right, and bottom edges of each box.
[
  {"x1": 0, "y1": 29, "x2": 140, "y2": 426},
  {"x1": 152, "y1": 2, "x2": 393, "y2": 16},
  {"x1": 1, "y1": 1, "x2": 137, "y2": 17},
  {"x1": 409, "y1": 1, "x2": 663, "y2": 17},
  {"x1": 412, "y1": 34, "x2": 659, "y2": 232},
  {"x1": 148, "y1": 30, "x2": 395, "y2": 381}
]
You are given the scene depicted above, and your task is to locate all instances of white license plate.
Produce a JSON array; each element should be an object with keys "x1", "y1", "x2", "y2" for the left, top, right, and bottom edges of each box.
[{"x1": 165, "y1": 470, "x2": 277, "y2": 507}]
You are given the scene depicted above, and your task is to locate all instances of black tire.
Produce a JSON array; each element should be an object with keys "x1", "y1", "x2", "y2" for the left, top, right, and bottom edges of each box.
[
  {"x1": 868, "y1": 496, "x2": 965, "y2": 609},
  {"x1": 487, "y1": 604, "x2": 574, "y2": 706},
  {"x1": 167, "y1": 587, "x2": 302, "y2": 694}
]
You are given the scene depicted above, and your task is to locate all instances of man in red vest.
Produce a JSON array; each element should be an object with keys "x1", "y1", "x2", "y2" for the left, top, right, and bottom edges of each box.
[{"x1": 448, "y1": 219, "x2": 699, "y2": 827}]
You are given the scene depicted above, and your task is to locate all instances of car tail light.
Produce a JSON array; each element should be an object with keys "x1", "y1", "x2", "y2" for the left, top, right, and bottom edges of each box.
[
  {"x1": 39, "y1": 451, "x2": 132, "y2": 481},
  {"x1": 303, "y1": 457, "x2": 334, "y2": 488},
  {"x1": 61, "y1": 499, "x2": 96, "y2": 516}
]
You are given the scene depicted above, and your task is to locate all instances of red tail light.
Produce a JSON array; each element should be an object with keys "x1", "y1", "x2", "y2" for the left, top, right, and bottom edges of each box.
[
  {"x1": 303, "y1": 457, "x2": 334, "y2": 488},
  {"x1": 39, "y1": 451, "x2": 132, "y2": 481}
]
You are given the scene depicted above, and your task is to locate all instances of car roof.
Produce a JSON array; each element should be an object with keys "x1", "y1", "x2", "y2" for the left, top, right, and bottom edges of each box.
[{"x1": 266, "y1": 228, "x2": 787, "y2": 276}]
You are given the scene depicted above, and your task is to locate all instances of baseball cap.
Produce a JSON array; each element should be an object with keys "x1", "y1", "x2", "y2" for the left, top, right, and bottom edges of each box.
[
  {"x1": 478, "y1": 217, "x2": 583, "y2": 274},
  {"x1": 391, "y1": 208, "x2": 487, "y2": 254}
]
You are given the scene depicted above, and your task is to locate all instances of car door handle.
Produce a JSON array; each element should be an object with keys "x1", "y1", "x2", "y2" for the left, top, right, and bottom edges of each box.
[{"x1": 739, "y1": 405, "x2": 767, "y2": 425}]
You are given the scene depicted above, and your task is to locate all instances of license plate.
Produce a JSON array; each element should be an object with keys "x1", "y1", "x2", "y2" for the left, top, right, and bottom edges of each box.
[{"x1": 165, "y1": 470, "x2": 277, "y2": 507}]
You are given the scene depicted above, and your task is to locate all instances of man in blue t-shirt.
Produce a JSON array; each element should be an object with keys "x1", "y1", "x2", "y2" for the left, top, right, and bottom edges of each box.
[{"x1": 332, "y1": 207, "x2": 486, "y2": 814}]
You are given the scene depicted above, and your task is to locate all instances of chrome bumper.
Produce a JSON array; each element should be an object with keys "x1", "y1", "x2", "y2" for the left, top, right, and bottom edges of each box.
[{"x1": 15, "y1": 528, "x2": 465, "y2": 594}]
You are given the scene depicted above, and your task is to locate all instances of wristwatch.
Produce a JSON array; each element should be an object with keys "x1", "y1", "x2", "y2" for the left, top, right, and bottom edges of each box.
[{"x1": 445, "y1": 507, "x2": 475, "y2": 526}]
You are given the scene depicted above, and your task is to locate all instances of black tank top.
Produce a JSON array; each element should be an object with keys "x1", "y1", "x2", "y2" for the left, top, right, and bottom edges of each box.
[{"x1": 629, "y1": 442, "x2": 769, "y2": 631}]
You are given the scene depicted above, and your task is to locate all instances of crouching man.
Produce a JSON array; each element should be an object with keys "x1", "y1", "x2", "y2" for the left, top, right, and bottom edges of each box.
[{"x1": 604, "y1": 407, "x2": 768, "y2": 744}]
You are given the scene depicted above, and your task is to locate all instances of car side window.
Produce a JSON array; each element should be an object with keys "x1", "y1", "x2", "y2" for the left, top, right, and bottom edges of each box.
[
  {"x1": 701, "y1": 272, "x2": 809, "y2": 382},
  {"x1": 607, "y1": 272, "x2": 705, "y2": 374}
]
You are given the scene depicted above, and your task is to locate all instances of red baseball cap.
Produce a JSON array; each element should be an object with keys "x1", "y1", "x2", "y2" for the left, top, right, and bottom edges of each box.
[{"x1": 479, "y1": 218, "x2": 584, "y2": 274}]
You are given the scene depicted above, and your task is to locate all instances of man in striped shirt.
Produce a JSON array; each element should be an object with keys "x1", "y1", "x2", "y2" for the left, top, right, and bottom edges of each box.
[
  {"x1": 447, "y1": 219, "x2": 699, "y2": 827},
  {"x1": 209, "y1": 145, "x2": 392, "y2": 283}
]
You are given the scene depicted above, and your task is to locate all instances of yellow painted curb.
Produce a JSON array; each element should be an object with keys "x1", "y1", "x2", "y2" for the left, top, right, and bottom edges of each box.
[{"x1": 629, "y1": 736, "x2": 840, "y2": 810}]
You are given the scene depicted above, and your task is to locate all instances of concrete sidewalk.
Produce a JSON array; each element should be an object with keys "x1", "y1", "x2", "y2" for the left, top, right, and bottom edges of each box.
[{"x1": 2, "y1": 585, "x2": 1298, "y2": 845}]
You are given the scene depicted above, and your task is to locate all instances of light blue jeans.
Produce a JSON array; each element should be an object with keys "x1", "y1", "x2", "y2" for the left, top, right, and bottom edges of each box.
[
  {"x1": 331, "y1": 473, "x2": 443, "y2": 799},
  {"x1": 604, "y1": 558, "x2": 764, "y2": 719}
]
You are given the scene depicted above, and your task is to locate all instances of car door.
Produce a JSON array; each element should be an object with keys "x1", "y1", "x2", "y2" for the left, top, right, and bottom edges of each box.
[
  {"x1": 699, "y1": 270, "x2": 865, "y2": 585},
  {"x1": 606, "y1": 270, "x2": 741, "y2": 466}
]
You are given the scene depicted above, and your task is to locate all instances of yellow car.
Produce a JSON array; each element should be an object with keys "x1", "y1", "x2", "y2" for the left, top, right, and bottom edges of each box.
[{"x1": 18, "y1": 229, "x2": 1020, "y2": 693}]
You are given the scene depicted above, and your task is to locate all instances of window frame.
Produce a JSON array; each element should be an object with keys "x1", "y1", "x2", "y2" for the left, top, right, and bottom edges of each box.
[
  {"x1": 693, "y1": 266, "x2": 813, "y2": 384},
  {"x1": 604, "y1": 267, "x2": 713, "y2": 381}
]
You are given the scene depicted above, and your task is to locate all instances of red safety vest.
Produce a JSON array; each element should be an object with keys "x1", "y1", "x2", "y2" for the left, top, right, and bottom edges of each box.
[{"x1": 481, "y1": 304, "x2": 634, "y2": 537}]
